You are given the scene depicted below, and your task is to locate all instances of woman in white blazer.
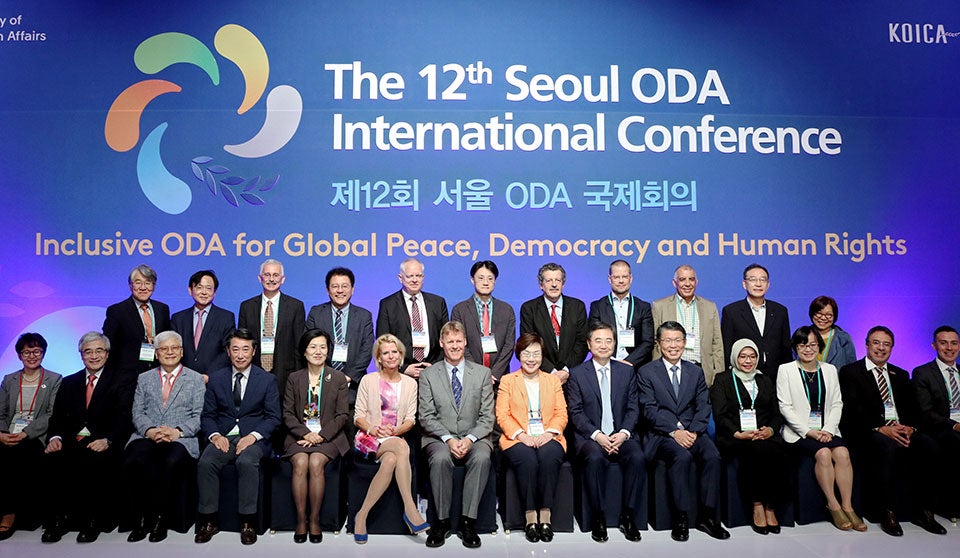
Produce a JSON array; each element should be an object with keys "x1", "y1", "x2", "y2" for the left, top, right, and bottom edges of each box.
[{"x1": 777, "y1": 326, "x2": 864, "y2": 532}]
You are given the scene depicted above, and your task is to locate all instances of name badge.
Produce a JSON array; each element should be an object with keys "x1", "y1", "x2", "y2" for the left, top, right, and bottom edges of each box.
[
  {"x1": 77, "y1": 426, "x2": 92, "y2": 437},
  {"x1": 306, "y1": 418, "x2": 322, "y2": 433},
  {"x1": 808, "y1": 411, "x2": 823, "y2": 431},
  {"x1": 139, "y1": 343, "x2": 156, "y2": 361},
  {"x1": 332, "y1": 343, "x2": 349, "y2": 362},
  {"x1": 12, "y1": 417, "x2": 30, "y2": 434},
  {"x1": 527, "y1": 410, "x2": 544, "y2": 436},
  {"x1": 411, "y1": 330, "x2": 428, "y2": 349},
  {"x1": 261, "y1": 336, "x2": 276, "y2": 355},
  {"x1": 739, "y1": 409, "x2": 758, "y2": 431},
  {"x1": 950, "y1": 408, "x2": 960, "y2": 423},
  {"x1": 481, "y1": 335, "x2": 498, "y2": 354},
  {"x1": 883, "y1": 402, "x2": 898, "y2": 422},
  {"x1": 618, "y1": 329, "x2": 635, "y2": 348}
]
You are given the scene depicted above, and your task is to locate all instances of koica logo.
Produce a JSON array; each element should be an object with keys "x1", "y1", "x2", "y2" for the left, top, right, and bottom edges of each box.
[{"x1": 888, "y1": 23, "x2": 959, "y2": 44}]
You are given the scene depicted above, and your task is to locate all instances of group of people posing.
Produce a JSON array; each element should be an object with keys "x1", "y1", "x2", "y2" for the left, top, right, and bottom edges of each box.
[{"x1": 0, "y1": 258, "x2": 958, "y2": 546}]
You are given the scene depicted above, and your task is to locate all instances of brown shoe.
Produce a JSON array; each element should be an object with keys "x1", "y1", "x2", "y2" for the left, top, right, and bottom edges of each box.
[
  {"x1": 240, "y1": 521, "x2": 257, "y2": 545},
  {"x1": 828, "y1": 508, "x2": 852, "y2": 531},
  {"x1": 194, "y1": 521, "x2": 219, "y2": 544}
]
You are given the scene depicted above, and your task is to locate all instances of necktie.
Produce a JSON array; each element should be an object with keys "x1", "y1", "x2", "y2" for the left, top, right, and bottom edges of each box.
[
  {"x1": 194, "y1": 309, "x2": 205, "y2": 350},
  {"x1": 451, "y1": 367, "x2": 462, "y2": 408},
  {"x1": 262, "y1": 300, "x2": 275, "y2": 371},
  {"x1": 670, "y1": 365, "x2": 680, "y2": 398},
  {"x1": 233, "y1": 372, "x2": 243, "y2": 410},
  {"x1": 410, "y1": 296, "x2": 425, "y2": 361},
  {"x1": 332, "y1": 308, "x2": 345, "y2": 370},
  {"x1": 876, "y1": 366, "x2": 890, "y2": 402},
  {"x1": 86, "y1": 374, "x2": 96, "y2": 408},
  {"x1": 600, "y1": 366, "x2": 614, "y2": 434},
  {"x1": 162, "y1": 372, "x2": 174, "y2": 405},
  {"x1": 948, "y1": 366, "x2": 960, "y2": 409},
  {"x1": 140, "y1": 303, "x2": 153, "y2": 343},
  {"x1": 481, "y1": 302, "x2": 491, "y2": 368},
  {"x1": 550, "y1": 304, "x2": 561, "y2": 337}
]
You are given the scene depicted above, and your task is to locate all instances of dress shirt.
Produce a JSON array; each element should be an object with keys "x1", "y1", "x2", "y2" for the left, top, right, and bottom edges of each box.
[
  {"x1": 749, "y1": 298, "x2": 766, "y2": 335},
  {"x1": 609, "y1": 293, "x2": 631, "y2": 360},
  {"x1": 865, "y1": 358, "x2": 899, "y2": 418},
  {"x1": 936, "y1": 358, "x2": 960, "y2": 403},
  {"x1": 441, "y1": 359, "x2": 476, "y2": 443},
  {"x1": 589, "y1": 359, "x2": 631, "y2": 440},
  {"x1": 403, "y1": 290, "x2": 431, "y2": 357},
  {"x1": 260, "y1": 293, "x2": 281, "y2": 334},
  {"x1": 675, "y1": 295, "x2": 701, "y2": 362},
  {"x1": 544, "y1": 295, "x2": 563, "y2": 347}
]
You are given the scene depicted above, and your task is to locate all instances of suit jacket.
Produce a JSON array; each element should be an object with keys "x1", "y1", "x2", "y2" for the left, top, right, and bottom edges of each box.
[
  {"x1": 282, "y1": 367, "x2": 350, "y2": 456},
  {"x1": 496, "y1": 370, "x2": 567, "y2": 451},
  {"x1": 305, "y1": 302, "x2": 374, "y2": 386},
  {"x1": 376, "y1": 290, "x2": 449, "y2": 368},
  {"x1": 651, "y1": 294, "x2": 724, "y2": 385},
  {"x1": 354, "y1": 372, "x2": 418, "y2": 428},
  {"x1": 0, "y1": 368, "x2": 62, "y2": 441},
  {"x1": 588, "y1": 294, "x2": 654, "y2": 368},
  {"x1": 567, "y1": 359, "x2": 639, "y2": 452},
  {"x1": 519, "y1": 295, "x2": 588, "y2": 373},
  {"x1": 450, "y1": 296, "x2": 517, "y2": 381},
  {"x1": 839, "y1": 358, "x2": 920, "y2": 443},
  {"x1": 720, "y1": 298, "x2": 792, "y2": 379},
  {"x1": 776, "y1": 360, "x2": 842, "y2": 442},
  {"x1": 710, "y1": 370, "x2": 783, "y2": 451},
  {"x1": 418, "y1": 360, "x2": 494, "y2": 444},
  {"x1": 913, "y1": 359, "x2": 960, "y2": 434},
  {"x1": 638, "y1": 359, "x2": 711, "y2": 439},
  {"x1": 238, "y1": 292, "x2": 306, "y2": 392},
  {"x1": 200, "y1": 365, "x2": 281, "y2": 453},
  {"x1": 171, "y1": 304, "x2": 235, "y2": 375},
  {"x1": 127, "y1": 365, "x2": 206, "y2": 458},
  {"x1": 103, "y1": 296, "x2": 172, "y2": 379},
  {"x1": 47, "y1": 367, "x2": 134, "y2": 449}
]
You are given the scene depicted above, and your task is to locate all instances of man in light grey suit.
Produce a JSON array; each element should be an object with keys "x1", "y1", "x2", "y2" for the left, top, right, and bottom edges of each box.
[
  {"x1": 122, "y1": 331, "x2": 206, "y2": 543},
  {"x1": 450, "y1": 260, "x2": 516, "y2": 383},
  {"x1": 651, "y1": 264, "x2": 724, "y2": 385},
  {"x1": 419, "y1": 320, "x2": 494, "y2": 549}
]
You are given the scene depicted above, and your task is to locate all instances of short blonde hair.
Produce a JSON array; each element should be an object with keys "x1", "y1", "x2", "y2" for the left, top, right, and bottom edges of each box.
[{"x1": 373, "y1": 333, "x2": 407, "y2": 369}]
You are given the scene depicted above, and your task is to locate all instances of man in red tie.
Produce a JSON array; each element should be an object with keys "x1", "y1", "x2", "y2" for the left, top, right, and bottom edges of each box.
[
  {"x1": 519, "y1": 263, "x2": 588, "y2": 382},
  {"x1": 41, "y1": 332, "x2": 134, "y2": 543},
  {"x1": 102, "y1": 264, "x2": 172, "y2": 382},
  {"x1": 450, "y1": 261, "x2": 516, "y2": 384}
]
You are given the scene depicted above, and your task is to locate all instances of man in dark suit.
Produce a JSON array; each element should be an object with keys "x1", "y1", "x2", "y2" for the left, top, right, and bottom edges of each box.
[
  {"x1": 567, "y1": 320, "x2": 646, "y2": 543},
  {"x1": 838, "y1": 326, "x2": 946, "y2": 536},
  {"x1": 170, "y1": 270, "x2": 235, "y2": 380},
  {"x1": 238, "y1": 259, "x2": 306, "y2": 394},
  {"x1": 720, "y1": 263, "x2": 791, "y2": 380},
  {"x1": 419, "y1": 321, "x2": 495, "y2": 548},
  {"x1": 588, "y1": 259, "x2": 654, "y2": 370},
  {"x1": 305, "y1": 267, "x2": 374, "y2": 402},
  {"x1": 102, "y1": 264, "x2": 171, "y2": 382},
  {"x1": 195, "y1": 329, "x2": 281, "y2": 545},
  {"x1": 912, "y1": 325, "x2": 960, "y2": 517},
  {"x1": 638, "y1": 321, "x2": 728, "y2": 542},
  {"x1": 450, "y1": 260, "x2": 516, "y2": 383},
  {"x1": 376, "y1": 258, "x2": 449, "y2": 378},
  {"x1": 519, "y1": 262, "x2": 588, "y2": 382},
  {"x1": 41, "y1": 332, "x2": 135, "y2": 543}
]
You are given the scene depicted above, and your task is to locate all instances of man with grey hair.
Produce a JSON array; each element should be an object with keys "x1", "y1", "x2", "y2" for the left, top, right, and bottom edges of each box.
[
  {"x1": 651, "y1": 264, "x2": 724, "y2": 385},
  {"x1": 42, "y1": 332, "x2": 134, "y2": 543},
  {"x1": 376, "y1": 258, "x2": 449, "y2": 378},
  {"x1": 103, "y1": 264, "x2": 171, "y2": 381},
  {"x1": 238, "y1": 259, "x2": 305, "y2": 393},
  {"x1": 519, "y1": 262, "x2": 588, "y2": 380}
]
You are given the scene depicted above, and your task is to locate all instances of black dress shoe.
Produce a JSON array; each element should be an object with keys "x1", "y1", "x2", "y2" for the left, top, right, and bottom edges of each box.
[
  {"x1": 619, "y1": 512, "x2": 642, "y2": 542},
  {"x1": 293, "y1": 531, "x2": 307, "y2": 544},
  {"x1": 458, "y1": 517, "x2": 481, "y2": 548},
  {"x1": 127, "y1": 517, "x2": 148, "y2": 543},
  {"x1": 194, "y1": 521, "x2": 219, "y2": 544},
  {"x1": 591, "y1": 517, "x2": 608, "y2": 542},
  {"x1": 696, "y1": 516, "x2": 730, "y2": 540},
  {"x1": 766, "y1": 523, "x2": 781, "y2": 534},
  {"x1": 76, "y1": 521, "x2": 99, "y2": 543},
  {"x1": 149, "y1": 517, "x2": 168, "y2": 543},
  {"x1": 524, "y1": 522, "x2": 540, "y2": 542},
  {"x1": 671, "y1": 512, "x2": 689, "y2": 542},
  {"x1": 913, "y1": 510, "x2": 947, "y2": 535},
  {"x1": 881, "y1": 511, "x2": 903, "y2": 537},
  {"x1": 538, "y1": 523, "x2": 554, "y2": 542},
  {"x1": 426, "y1": 519, "x2": 450, "y2": 548},
  {"x1": 750, "y1": 521, "x2": 768, "y2": 535},
  {"x1": 309, "y1": 531, "x2": 323, "y2": 543},
  {"x1": 240, "y1": 521, "x2": 257, "y2": 545},
  {"x1": 41, "y1": 518, "x2": 66, "y2": 543}
]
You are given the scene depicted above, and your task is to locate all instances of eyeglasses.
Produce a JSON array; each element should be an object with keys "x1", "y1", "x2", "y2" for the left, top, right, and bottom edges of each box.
[
  {"x1": 813, "y1": 312, "x2": 834, "y2": 321},
  {"x1": 81, "y1": 348, "x2": 107, "y2": 357},
  {"x1": 737, "y1": 354, "x2": 758, "y2": 361},
  {"x1": 520, "y1": 351, "x2": 542, "y2": 358},
  {"x1": 658, "y1": 337, "x2": 686, "y2": 346},
  {"x1": 260, "y1": 273, "x2": 283, "y2": 280},
  {"x1": 744, "y1": 277, "x2": 768, "y2": 284},
  {"x1": 797, "y1": 342, "x2": 820, "y2": 350},
  {"x1": 156, "y1": 346, "x2": 183, "y2": 354},
  {"x1": 869, "y1": 340, "x2": 893, "y2": 348},
  {"x1": 19, "y1": 349, "x2": 43, "y2": 358},
  {"x1": 131, "y1": 280, "x2": 155, "y2": 288}
]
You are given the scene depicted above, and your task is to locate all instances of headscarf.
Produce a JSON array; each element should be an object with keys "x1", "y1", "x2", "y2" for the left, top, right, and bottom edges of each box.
[{"x1": 730, "y1": 338, "x2": 761, "y2": 383}]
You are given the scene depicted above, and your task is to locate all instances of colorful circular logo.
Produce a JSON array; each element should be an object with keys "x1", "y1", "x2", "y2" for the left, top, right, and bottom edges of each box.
[{"x1": 104, "y1": 24, "x2": 302, "y2": 214}]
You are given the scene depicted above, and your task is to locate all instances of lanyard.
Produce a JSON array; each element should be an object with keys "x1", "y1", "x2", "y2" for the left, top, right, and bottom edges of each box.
[
  {"x1": 608, "y1": 293, "x2": 634, "y2": 329},
  {"x1": 732, "y1": 371, "x2": 758, "y2": 410},
  {"x1": 158, "y1": 365, "x2": 183, "y2": 386},
  {"x1": 308, "y1": 369, "x2": 325, "y2": 414},
  {"x1": 18, "y1": 368, "x2": 45, "y2": 416},
  {"x1": 819, "y1": 329, "x2": 834, "y2": 362},
  {"x1": 798, "y1": 362, "x2": 823, "y2": 409},
  {"x1": 474, "y1": 296, "x2": 493, "y2": 333}
]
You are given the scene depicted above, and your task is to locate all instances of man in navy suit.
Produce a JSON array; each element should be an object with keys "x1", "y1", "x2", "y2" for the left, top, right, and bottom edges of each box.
[
  {"x1": 305, "y1": 267, "x2": 374, "y2": 402},
  {"x1": 195, "y1": 329, "x2": 281, "y2": 545},
  {"x1": 376, "y1": 258, "x2": 449, "y2": 378},
  {"x1": 103, "y1": 264, "x2": 171, "y2": 382},
  {"x1": 170, "y1": 270, "x2": 235, "y2": 381},
  {"x1": 238, "y1": 259, "x2": 306, "y2": 394},
  {"x1": 588, "y1": 260, "x2": 654, "y2": 370},
  {"x1": 720, "y1": 263, "x2": 791, "y2": 380},
  {"x1": 519, "y1": 262, "x2": 588, "y2": 382},
  {"x1": 567, "y1": 320, "x2": 646, "y2": 543},
  {"x1": 450, "y1": 260, "x2": 516, "y2": 383},
  {"x1": 638, "y1": 321, "x2": 728, "y2": 542}
]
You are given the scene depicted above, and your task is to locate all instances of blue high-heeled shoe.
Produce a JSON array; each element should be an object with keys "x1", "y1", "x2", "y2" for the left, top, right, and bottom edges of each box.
[
  {"x1": 353, "y1": 532, "x2": 368, "y2": 544},
  {"x1": 403, "y1": 514, "x2": 431, "y2": 535}
]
